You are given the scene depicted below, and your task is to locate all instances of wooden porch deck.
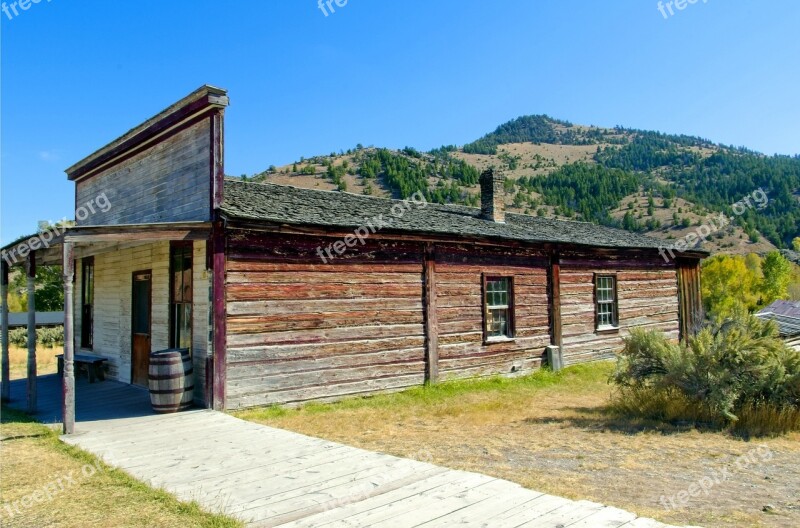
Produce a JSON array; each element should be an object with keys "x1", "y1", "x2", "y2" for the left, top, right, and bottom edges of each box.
[{"x1": 4, "y1": 373, "x2": 154, "y2": 425}]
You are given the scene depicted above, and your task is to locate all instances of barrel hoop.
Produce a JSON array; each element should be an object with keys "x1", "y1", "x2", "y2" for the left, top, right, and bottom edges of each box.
[
  {"x1": 148, "y1": 372, "x2": 194, "y2": 381},
  {"x1": 150, "y1": 388, "x2": 190, "y2": 395}
]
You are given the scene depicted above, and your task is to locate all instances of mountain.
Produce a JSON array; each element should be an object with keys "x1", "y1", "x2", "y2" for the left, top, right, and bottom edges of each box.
[{"x1": 242, "y1": 116, "x2": 800, "y2": 254}]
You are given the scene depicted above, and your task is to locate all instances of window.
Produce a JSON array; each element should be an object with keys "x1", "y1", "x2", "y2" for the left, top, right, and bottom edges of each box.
[
  {"x1": 483, "y1": 276, "x2": 514, "y2": 341},
  {"x1": 80, "y1": 257, "x2": 94, "y2": 349},
  {"x1": 169, "y1": 243, "x2": 193, "y2": 350},
  {"x1": 595, "y1": 275, "x2": 619, "y2": 330}
]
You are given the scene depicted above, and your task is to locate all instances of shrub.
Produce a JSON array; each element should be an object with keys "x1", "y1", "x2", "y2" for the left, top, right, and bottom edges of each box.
[
  {"x1": 4, "y1": 325, "x2": 65, "y2": 348},
  {"x1": 611, "y1": 313, "x2": 800, "y2": 434},
  {"x1": 9, "y1": 327, "x2": 28, "y2": 347}
]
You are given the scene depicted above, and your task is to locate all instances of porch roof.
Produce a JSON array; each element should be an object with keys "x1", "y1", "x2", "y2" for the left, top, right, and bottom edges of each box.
[{"x1": 1, "y1": 222, "x2": 212, "y2": 269}]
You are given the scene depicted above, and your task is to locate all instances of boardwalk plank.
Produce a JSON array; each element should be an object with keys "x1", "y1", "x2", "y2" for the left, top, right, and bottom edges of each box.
[{"x1": 9, "y1": 375, "x2": 691, "y2": 528}]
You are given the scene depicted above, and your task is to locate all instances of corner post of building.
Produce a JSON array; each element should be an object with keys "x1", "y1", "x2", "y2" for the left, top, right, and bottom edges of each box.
[
  {"x1": 423, "y1": 243, "x2": 439, "y2": 384},
  {"x1": 1, "y1": 260, "x2": 10, "y2": 402},
  {"x1": 26, "y1": 251, "x2": 37, "y2": 413},
  {"x1": 677, "y1": 257, "x2": 703, "y2": 342},
  {"x1": 548, "y1": 251, "x2": 563, "y2": 354},
  {"x1": 62, "y1": 242, "x2": 76, "y2": 434},
  {"x1": 211, "y1": 222, "x2": 227, "y2": 411}
]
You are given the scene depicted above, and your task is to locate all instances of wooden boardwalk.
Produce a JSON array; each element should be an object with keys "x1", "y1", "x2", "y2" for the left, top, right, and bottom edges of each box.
[{"x1": 8, "y1": 376, "x2": 695, "y2": 527}]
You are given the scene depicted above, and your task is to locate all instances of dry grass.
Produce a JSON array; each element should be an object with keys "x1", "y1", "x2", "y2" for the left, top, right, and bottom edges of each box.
[
  {"x1": 8, "y1": 346, "x2": 61, "y2": 380},
  {"x1": 609, "y1": 387, "x2": 800, "y2": 437},
  {"x1": 237, "y1": 363, "x2": 800, "y2": 528},
  {"x1": 0, "y1": 407, "x2": 242, "y2": 528}
]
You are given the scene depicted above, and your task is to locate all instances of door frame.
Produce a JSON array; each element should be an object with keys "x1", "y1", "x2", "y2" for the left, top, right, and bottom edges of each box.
[{"x1": 130, "y1": 269, "x2": 153, "y2": 386}]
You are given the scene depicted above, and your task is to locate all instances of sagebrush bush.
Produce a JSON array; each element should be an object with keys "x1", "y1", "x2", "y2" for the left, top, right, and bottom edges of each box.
[
  {"x1": 9, "y1": 327, "x2": 28, "y2": 347},
  {"x1": 4, "y1": 325, "x2": 64, "y2": 348},
  {"x1": 611, "y1": 312, "x2": 800, "y2": 433}
]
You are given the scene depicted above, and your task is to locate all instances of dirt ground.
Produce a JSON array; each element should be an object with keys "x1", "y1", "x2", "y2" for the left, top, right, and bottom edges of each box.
[{"x1": 240, "y1": 364, "x2": 800, "y2": 528}]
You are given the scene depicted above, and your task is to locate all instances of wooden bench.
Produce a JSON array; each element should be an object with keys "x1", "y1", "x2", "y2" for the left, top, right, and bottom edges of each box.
[{"x1": 57, "y1": 354, "x2": 109, "y2": 383}]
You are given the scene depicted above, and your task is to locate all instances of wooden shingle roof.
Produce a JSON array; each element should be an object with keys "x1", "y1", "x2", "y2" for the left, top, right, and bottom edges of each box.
[{"x1": 222, "y1": 179, "x2": 705, "y2": 254}]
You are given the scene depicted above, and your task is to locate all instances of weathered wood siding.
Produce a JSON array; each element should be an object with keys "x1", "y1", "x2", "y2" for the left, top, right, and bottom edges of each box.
[
  {"x1": 677, "y1": 259, "x2": 703, "y2": 339},
  {"x1": 559, "y1": 259, "x2": 680, "y2": 364},
  {"x1": 435, "y1": 245, "x2": 550, "y2": 380},
  {"x1": 74, "y1": 120, "x2": 212, "y2": 226},
  {"x1": 223, "y1": 231, "x2": 686, "y2": 408},
  {"x1": 225, "y1": 233, "x2": 427, "y2": 409},
  {"x1": 74, "y1": 241, "x2": 210, "y2": 403}
]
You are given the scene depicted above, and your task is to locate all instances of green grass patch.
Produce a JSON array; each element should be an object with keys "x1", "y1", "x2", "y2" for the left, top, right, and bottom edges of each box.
[
  {"x1": 1, "y1": 406, "x2": 243, "y2": 528},
  {"x1": 235, "y1": 362, "x2": 614, "y2": 422}
]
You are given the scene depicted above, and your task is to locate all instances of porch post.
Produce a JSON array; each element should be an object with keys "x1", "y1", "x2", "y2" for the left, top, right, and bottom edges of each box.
[
  {"x1": 1, "y1": 261, "x2": 9, "y2": 402},
  {"x1": 62, "y1": 242, "x2": 76, "y2": 434},
  {"x1": 26, "y1": 251, "x2": 37, "y2": 413}
]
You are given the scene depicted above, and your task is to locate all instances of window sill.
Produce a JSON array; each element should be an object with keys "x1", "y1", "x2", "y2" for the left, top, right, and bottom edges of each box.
[
  {"x1": 595, "y1": 326, "x2": 620, "y2": 335},
  {"x1": 484, "y1": 336, "x2": 516, "y2": 345}
]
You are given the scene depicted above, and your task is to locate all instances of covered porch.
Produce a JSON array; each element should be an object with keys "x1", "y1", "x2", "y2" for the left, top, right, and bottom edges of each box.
[
  {"x1": 1, "y1": 223, "x2": 214, "y2": 433},
  {"x1": 4, "y1": 374, "x2": 151, "y2": 426}
]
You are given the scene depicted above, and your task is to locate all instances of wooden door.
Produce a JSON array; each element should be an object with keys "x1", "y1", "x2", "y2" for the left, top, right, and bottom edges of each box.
[{"x1": 131, "y1": 271, "x2": 152, "y2": 386}]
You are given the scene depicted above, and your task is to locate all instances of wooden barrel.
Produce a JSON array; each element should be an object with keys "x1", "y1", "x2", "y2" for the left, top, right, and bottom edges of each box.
[{"x1": 148, "y1": 349, "x2": 194, "y2": 413}]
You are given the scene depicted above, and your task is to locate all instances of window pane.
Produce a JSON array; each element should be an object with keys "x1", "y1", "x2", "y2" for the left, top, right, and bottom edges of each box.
[
  {"x1": 170, "y1": 245, "x2": 193, "y2": 347},
  {"x1": 596, "y1": 275, "x2": 617, "y2": 328},
  {"x1": 182, "y1": 267, "x2": 193, "y2": 303},
  {"x1": 81, "y1": 260, "x2": 95, "y2": 348},
  {"x1": 485, "y1": 277, "x2": 512, "y2": 338},
  {"x1": 486, "y1": 278, "x2": 510, "y2": 308},
  {"x1": 174, "y1": 303, "x2": 192, "y2": 350},
  {"x1": 488, "y1": 308, "x2": 509, "y2": 337},
  {"x1": 173, "y1": 256, "x2": 183, "y2": 302}
]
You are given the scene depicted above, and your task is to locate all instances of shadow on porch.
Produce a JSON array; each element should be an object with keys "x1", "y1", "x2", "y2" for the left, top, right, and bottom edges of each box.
[{"x1": 4, "y1": 374, "x2": 154, "y2": 426}]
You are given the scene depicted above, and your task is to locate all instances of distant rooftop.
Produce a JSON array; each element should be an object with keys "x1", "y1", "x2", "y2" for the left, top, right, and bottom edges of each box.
[{"x1": 757, "y1": 300, "x2": 800, "y2": 337}]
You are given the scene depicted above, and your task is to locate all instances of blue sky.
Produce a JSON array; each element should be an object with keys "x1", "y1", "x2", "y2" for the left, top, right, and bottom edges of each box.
[{"x1": 2, "y1": 0, "x2": 799, "y2": 244}]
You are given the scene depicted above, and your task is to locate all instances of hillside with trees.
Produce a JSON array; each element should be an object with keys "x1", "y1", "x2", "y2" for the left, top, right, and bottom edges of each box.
[{"x1": 246, "y1": 115, "x2": 800, "y2": 254}]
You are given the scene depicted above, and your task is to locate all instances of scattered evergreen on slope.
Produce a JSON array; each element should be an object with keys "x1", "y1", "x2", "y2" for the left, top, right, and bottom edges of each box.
[
  {"x1": 675, "y1": 152, "x2": 800, "y2": 248},
  {"x1": 358, "y1": 148, "x2": 479, "y2": 206},
  {"x1": 527, "y1": 163, "x2": 641, "y2": 227},
  {"x1": 595, "y1": 133, "x2": 703, "y2": 172},
  {"x1": 463, "y1": 115, "x2": 588, "y2": 154},
  {"x1": 595, "y1": 132, "x2": 800, "y2": 247}
]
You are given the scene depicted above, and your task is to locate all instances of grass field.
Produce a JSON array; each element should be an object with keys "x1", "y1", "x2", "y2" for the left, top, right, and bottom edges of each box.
[
  {"x1": 8, "y1": 345, "x2": 61, "y2": 380},
  {"x1": 237, "y1": 363, "x2": 800, "y2": 528},
  {"x1": 0, "y1": 407, "x2": 242, "y2": 528}
]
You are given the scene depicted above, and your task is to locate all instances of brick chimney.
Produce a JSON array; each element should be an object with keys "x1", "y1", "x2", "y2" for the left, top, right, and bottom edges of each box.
[{"x1": 480, "y1": 168, "x2": 505, "y2": 223}]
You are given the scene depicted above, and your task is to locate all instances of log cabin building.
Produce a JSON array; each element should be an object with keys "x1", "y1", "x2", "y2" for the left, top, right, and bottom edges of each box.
[{"x1": 0, "y1": 86, "x2": 706, "y2": 433}]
